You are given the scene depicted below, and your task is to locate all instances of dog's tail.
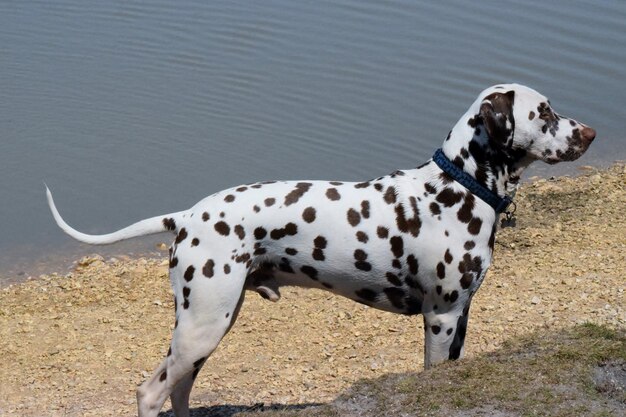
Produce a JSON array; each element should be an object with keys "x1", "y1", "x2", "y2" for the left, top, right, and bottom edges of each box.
[{"x1": 46, "y1": 185, "x2": 186, "y2": 245}]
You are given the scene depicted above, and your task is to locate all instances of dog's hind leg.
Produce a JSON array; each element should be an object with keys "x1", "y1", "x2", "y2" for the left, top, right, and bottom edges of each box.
[
  {"x1": 137, "y1": 257, "x2": 247, "y2": 417},
  {"x1": 169, "y1": 290, "x2": 246, "y2": 417}
]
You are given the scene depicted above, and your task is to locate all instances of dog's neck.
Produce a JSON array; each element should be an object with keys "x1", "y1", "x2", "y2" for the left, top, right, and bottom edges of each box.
[{"x1": 441, "y1": 107, "x2": 534, "y2": 198}]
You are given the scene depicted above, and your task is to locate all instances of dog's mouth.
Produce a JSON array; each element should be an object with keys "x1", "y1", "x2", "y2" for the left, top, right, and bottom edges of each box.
[
  {"x1": 544, "y1": 125, "x2": 595, "y2": 164},
  {"x1": 544, "y1": 144, "x2": 589, "y2": 164}
]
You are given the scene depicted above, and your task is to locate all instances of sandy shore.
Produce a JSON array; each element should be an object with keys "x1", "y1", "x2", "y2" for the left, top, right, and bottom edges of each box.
[{"x1": 1, "y1": 164, "x2": 624, "y2": 416}]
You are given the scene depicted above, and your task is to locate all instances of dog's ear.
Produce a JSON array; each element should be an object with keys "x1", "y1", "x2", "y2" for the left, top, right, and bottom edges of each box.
[{"x1": 479, "y1": 90, "x2": 515, "y2": 145}]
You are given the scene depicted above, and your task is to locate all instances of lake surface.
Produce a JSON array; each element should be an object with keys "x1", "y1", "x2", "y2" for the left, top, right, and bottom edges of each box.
[{"x1": 1, "y1": 0, "x2": 625, "y2": 284}]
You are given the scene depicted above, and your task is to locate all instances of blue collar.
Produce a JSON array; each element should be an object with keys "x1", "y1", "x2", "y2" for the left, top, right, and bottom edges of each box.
[{"x1": 432, "y1": 148, "x2": 513, "y2": 214}]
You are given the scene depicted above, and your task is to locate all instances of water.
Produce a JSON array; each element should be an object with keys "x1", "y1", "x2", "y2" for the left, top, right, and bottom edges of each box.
[{"x1": 1, "y1": 0, "x2": 625, "y2": 284}]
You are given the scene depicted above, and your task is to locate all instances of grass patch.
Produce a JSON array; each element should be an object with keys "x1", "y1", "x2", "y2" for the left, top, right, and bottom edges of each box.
[{"x1": 234, "y1": 324, "x2": 624, "y2": 417}]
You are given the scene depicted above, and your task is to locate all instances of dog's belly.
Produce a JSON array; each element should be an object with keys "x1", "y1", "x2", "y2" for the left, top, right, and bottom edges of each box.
[
  {"x1": 245, "y1": 234, "x2": 429, "y2": 315},
  {"x1": 272, "y1": 266, "x2": 425, "y2": 315}
]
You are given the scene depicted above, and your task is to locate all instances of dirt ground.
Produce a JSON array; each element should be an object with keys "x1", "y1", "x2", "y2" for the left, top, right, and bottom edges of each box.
[{"x1": 1, "y1": 164, "x2": 624, "y2": 416}]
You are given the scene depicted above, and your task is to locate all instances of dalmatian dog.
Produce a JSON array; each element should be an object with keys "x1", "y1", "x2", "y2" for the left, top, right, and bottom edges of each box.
[{"x1": 46, "y1": 83, "x2": 595, "y2": 417}]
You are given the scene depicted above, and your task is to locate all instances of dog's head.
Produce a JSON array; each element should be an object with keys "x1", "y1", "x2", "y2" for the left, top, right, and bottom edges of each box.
[{"x1": 476, "y1": 84, "x2": 595, "y2": 164}]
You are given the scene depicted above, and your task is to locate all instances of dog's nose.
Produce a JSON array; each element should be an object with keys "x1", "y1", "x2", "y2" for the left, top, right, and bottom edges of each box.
[{"x1": 581, "y1": 126, "x2": 596, "y2": 143}]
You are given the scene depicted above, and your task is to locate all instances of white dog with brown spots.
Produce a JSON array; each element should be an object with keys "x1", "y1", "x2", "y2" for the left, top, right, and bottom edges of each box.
[{"x1": 46, "y1": 83, "x2": 595, "y2": 417}]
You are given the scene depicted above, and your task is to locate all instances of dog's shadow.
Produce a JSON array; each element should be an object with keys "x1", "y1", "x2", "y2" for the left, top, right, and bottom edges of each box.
[{"x1": 157, "y1": 402, "x2": 323, "y2": 417}]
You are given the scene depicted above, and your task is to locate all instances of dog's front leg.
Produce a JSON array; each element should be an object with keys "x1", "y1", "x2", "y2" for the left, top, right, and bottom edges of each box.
[{"x1": 422, "y1": 299, "x2": 472, "y2": 368}]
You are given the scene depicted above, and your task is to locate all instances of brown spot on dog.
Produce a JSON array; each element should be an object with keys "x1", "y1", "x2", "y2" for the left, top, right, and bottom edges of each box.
[
  {"x1": 355, "y1": 261, "x2": 372, "y2": 271},
  {"x1": 314, "y1": 236, "x2": 327, "y2": 249},
  {"x1": 224, "y1": 194, "x2": 235, "y2": 203},
  {"x1": 395, "y1": 197, "x2": 421, "y2": 237},
  {"x1": 286, "y1": 223, "x2": 298, "y2": 234},
  {"x1": 330, "y1": 181, "x2": 343, "y2": 186},
  {"x1": 430, "y1": 202, "x2": 441, "y2": 215},
  {"x1": 444, "y1": 249, "x2": 453, "y2": 264},
  {"x1": 270, "y1": 223, "x2": 298, "y2": 240},
  {"x1": 386, "y1": 272, "x2": 402, "y2": 286},
  {"x1": 392, "y1": 259, "x2": 402, "y2": 269},
  {"x1": 347, "y1": 208, "x2": 361, "y2": 227},
  {"x1": 488, "y1": 224, "x2": 496, "y2": 251},
  {"x1": 285, "y1": 247, "x2": 298, "y2": 256},
  {"x1": 264, "y1": 198, "x2": 275, "y2": 207},
  {"x1": 468, "y1": 217, "x2": 483, "y2": 235},
  {"x1": 312, "y1": 236, "x2": 327, "y2": 260},
  {"x1": 361, "y1": 200, "x2": 371, "y2": 218},
  {"x1": 203, "y1": 259, "x2": 215, "y2": 278},
  {"x1": 440, "y1": 172, "x2": 453, "y2": 184},
  {"x1": 253, "y1": 205, "x2": 261, "y2": 213},
  {"x1": 184, "y1": 265, "x2": 195, "y2": 282},
  {"x1": 301, "y1": 265, "x2": 318, "y2": 280},
  {"x1": 528, "y1": 110, "x2": 535, "y2": 120},
  {"x1": 377, "y1": 226, "x2": 389, "y2": 239},
  {"x1": 384, "y1": 187, "x2": 397, "y2": 204},
  {"x1": 202, "y1": 212, "x2": 210, "y2": 222},
  {"x1": 163, "y1": 218, "x2": 176, "y2": 231},
  {"x1": 384, "y1": 287, "x2": 406, "y2": 309},
  {"x1": 278, "y1": 258, "x2": 294, "y2": 273},
  {"x1": 285, "y1": 182, "x2": 312, "y2": 206},
  {"x1": 460, "y1": 273, "x2": 473, "y2": 289},
  {"x1": 302, "y1": 207, "x2": 316, "y2": 223},
  {"x1": 235, "y1": 253, "x2": 250, "y2": 264},
  {"x1": 404, "y1": 276, "x2": 420, "y2": 290},
  {"x1": 436, "y1": 188, "x2": 464, "y2": 207},
  {"x1": 234, "y1": 225, "x2": 245, "y2": 240},
  {"x1": 191, "y1": 238, "x2": 200, "y2": 246},
  {"x1": 431, "y1": 325, "x2": 441, "y2": 335},
  {"x1": 436, "y1": 262, "x2": 446, "y2": 279},
  {"x1": 424, "y1": 183, "x2": 437, "y2": 194},
  {"x1": 356, "y1": 231, "x2": 369, "y2": 243},
  {"x1": 354, "y1": 249, "x2": 367, "y2": 261},
  {"x1": 355, "y1": 288, "x2": 377, "y2": 301},
  {"x1": 407, "y1": 254, "x2": 418, "y2": 275},
  {"x1": 236, "y1": 186, "x2": 248, "y2": 192},
  {"x1": 457, "y1": 193, "x2": 475, "y2": 223},
  {"x1": 390, "y1": 236, "x2": 404, "y2": 258},
  {"x1": 175, "y1": 228, "x2": 188, "y2": 244},
  {"x1": 224, "y1": 264, "x2": 231, "y2": 274},
  {"x1": 464, "y1": 240, "x2": 475, "y2": 250},
  {"x1": 326, "y1": 188, "x2": 341, "y2": 201},
  {"x1": 214, "y1": 221, "x2": 230, "y2": 236},
  {"x1": 169, "y1": 257, "x2": 178, "y2": 269},
  {"x1": 458, "y1": 253, "x2": 483, "y2": 289},
  {"x1": 254, "y1": 227, "x2": 267, "y2": 240},
  {"x1": 354, "y1": 181, "x2": 370, "y2": 189}
]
